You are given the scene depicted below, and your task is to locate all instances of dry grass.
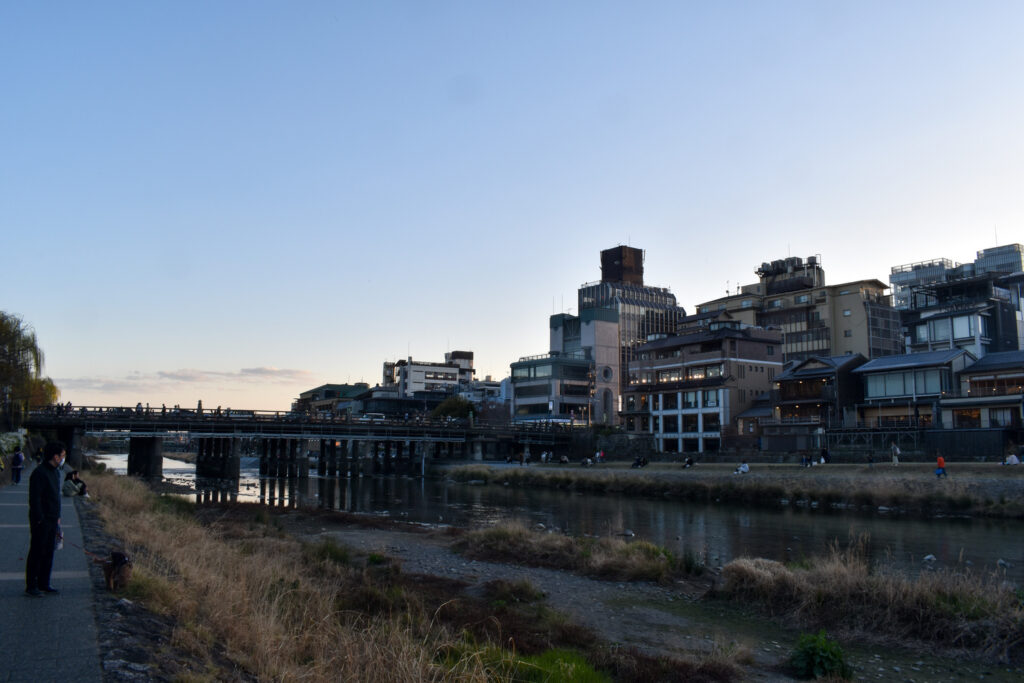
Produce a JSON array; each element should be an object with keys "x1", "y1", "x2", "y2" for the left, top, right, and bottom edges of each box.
[
  {"x1": 717, "y1": 536, "x2": 1024, "y2": 663},
  {"x1": 88, "y1": 472, "x2": 509, "y2": 681},
  {"x1": 448, "y1": 464, "x2": 1024, "y2": 518},
  {"x1": 87, "y1": 473, "x2": 749, "y2": 681},
  {"x1": 451, "y1": 522, "x2": 704, "y2": 583}
]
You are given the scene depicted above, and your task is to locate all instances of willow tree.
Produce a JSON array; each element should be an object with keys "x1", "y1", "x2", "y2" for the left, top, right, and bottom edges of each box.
[{"x1": 1, "y1": 312, "x2": 58, "y2": 430}]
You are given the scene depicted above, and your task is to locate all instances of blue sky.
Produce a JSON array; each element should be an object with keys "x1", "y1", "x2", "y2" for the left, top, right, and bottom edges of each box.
[{"x1": 3, "y1": 2, "x2": 1022, "y2": 409}]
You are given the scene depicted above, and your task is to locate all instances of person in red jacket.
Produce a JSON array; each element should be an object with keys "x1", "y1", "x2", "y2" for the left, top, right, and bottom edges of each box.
[{"x1": 936, "y1": 454, "x2": 948, "y2": 479}]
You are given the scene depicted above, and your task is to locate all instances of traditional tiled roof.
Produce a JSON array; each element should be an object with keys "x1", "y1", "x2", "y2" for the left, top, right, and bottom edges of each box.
[
  {"x1": 852, "y1": 349, "x2": 969, "y2": 373},
  {"x1": 960, "y1": 350, "x2": 1024, "y2": 373}
]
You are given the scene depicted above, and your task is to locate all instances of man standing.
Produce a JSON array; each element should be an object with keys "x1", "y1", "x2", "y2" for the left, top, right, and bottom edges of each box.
[
  {"x1": 25, "y1": 441, "x2": 64, "y2": 597},
  {"x1": 10, "y1": 446, "x2": 25, "y2": 484},
  {"x1": 890, "y1": 442, "x2": 900, "y2": 466}
]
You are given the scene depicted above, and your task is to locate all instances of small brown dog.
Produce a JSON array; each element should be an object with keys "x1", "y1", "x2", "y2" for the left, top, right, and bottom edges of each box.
[{"x1": 102, "y1": 551, "x2": 133, "y2": 591}]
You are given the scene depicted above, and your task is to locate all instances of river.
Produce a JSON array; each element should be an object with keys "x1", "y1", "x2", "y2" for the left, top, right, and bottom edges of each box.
[{"x1": 95, "y1": 453, "x2": 1024, "y2": 583}]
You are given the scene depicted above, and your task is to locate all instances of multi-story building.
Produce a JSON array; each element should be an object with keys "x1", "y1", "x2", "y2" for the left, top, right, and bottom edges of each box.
[
  {"x1": 890, "y1": 258, "x2": 963, "y2": 310},
  {"x1": 510, "y1": 349, "x2": 594, "y2": 422},
  {"x1": 889, "y1": 243, "x2": 1023, "y2": 310},
  {"x1": 696, "y1": 256, "x2": 902, "y2": 363},
  {"x1": 941, "y1": 350, "x2": 1024, "y2": 429},
  {"x1": 901, "y1": 274, "x2": 1020, "y2": 358},
  {"x1": 383, "y1": 350, "x2": 476, "y2": 397},
  {"x1": 851, "y1": 349, "x2": 971, "y2": 428},
  {"x1": 620, "y1": 323, "x2": 782, "y2": 454},
  {"x1": 511, "y1": 245, "x2": 684, "y2": 424}
]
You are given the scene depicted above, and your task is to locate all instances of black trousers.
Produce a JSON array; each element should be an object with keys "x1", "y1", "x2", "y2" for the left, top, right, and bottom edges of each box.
[{"x1": 26, "y1": 520, "x2": 58, "y2": 590}]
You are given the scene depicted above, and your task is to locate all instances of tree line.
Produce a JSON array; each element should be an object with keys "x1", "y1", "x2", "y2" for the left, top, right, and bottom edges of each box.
[{"x1": 1, "y1": 311, "x2": 59, "y2": 431}]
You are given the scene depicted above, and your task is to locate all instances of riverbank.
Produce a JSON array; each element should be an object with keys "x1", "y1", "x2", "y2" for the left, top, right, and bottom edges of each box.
[
  {"x1": 80, "y1": 470, "x2": 1024, "y2": 681},
  {"x1": 83, "y1": 472, "x2": 750, "y2": 681},
  {"x1": 445, "y1": 462, "x2": 1024, "y2": 518}
]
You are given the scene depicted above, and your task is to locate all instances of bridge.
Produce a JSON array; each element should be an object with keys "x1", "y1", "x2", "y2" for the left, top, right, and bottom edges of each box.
[{"x1": 25, "y1": 406, "x2": 576, "y2": 480}]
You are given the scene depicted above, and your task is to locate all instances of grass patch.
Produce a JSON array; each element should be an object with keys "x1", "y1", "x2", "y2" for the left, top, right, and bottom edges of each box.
[
  {"x1": 716, "y1": 536, "x2": 1024, "y2": 663},
  {"x1": 452, "y1": 522, "x2": 704, "y2": 583}
]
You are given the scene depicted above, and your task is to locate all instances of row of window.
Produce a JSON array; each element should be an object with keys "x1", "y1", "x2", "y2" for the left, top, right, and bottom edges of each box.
[
  {"x1": 864, "y1": 369, "x2": 949, "y2": 398},
  {"x1": 913, "y1": 315, "x2": 984, "y2": 343},
  {"x1": 651, "y1": 413, "x2": 721, "y2": 433},
  {"x1": 628, "y1": 389, "x2": 720, "y2": 411},
  {"x1": 630, "y1": 364, "x2": 725, "y2": 385},
  {"x1": 512, "y1": 364, "x2": 590, "y2": 380},
  {"x1": 422, "y1": 371, "x2": 457, "y2": 382}
]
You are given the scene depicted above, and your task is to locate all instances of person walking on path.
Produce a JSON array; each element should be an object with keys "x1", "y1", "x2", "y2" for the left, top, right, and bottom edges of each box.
[
  {"x1": 10, "y1": 446, "x2": 25, "y2": 484},
  {"x1": 936, "y1": 453, "x2": 948, "y2": 479},
  {"x1": 25, "y1": 441, "x2": 64, "y2": 597},
  {"x1": 890, "y1": 442, "x2": 900, "y2": 466}
]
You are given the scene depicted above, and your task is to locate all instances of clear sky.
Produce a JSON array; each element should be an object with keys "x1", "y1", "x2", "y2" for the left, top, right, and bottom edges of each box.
[{"x1": 3, "y1": 2, "x2": 1022, "y2": 410}]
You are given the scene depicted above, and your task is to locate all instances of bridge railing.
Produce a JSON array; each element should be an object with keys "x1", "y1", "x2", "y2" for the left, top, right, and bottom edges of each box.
[{"x1": 27, "y1": 406, "x2": 581, "y2": 434}]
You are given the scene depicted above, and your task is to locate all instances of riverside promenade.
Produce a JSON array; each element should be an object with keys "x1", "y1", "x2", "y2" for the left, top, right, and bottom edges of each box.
[{"x1": 0, "y1": 465, "x2": 103, "y2": 682}]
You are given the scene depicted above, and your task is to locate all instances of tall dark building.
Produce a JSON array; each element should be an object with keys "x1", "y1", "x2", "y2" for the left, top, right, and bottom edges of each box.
[{"x1": 600, "y1": 245, "x2": 644, "y2": 286}]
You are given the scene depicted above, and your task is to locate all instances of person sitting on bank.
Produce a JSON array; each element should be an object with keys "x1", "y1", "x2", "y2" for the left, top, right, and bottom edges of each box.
[
  {"x1": 1004, "y1": 453, "x2": 1021, "y2": 466},
  {"x1": 62, "y1": 470, "x2": 88, "y2": 497},
  {"x1": 733, "y1": 461, "x2": 750, "y2": 475},
  {"x1": 683, "y1": 457, "x2": 695, "y2": 469}
]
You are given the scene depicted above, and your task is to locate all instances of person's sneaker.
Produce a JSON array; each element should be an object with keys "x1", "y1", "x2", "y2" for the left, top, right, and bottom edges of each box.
[
  {"x1": 24, "y1": 588, "x2": 42, "y2": 597},
  {"x1": 41, "y1": 586, "x2": 59, "y2": 594}
]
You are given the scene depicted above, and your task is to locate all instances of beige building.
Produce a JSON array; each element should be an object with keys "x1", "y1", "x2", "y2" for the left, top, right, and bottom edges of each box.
[{"x1": 696, "y1": 256, "x2": 901, "y2": 363}]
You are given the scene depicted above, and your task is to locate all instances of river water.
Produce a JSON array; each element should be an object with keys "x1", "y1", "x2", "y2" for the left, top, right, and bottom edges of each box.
[{"x1": 96, "y1": 454, "x2": 1024, "y2": 583}]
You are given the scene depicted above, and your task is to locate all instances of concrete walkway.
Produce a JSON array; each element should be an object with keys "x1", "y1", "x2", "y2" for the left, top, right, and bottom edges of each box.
[{"x1": 0, "y1": 466, "x2": 103, "y2": 682}]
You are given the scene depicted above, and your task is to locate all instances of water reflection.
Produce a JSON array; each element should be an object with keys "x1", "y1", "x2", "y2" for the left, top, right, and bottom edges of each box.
[{"x1": 96, "y1": 454, "x2": 1024, "y2": 583}]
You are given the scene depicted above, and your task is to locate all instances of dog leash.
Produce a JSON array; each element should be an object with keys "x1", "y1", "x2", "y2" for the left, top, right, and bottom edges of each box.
[{"x1": 66, "y1": 539, "x2": 108, "y2": 563}]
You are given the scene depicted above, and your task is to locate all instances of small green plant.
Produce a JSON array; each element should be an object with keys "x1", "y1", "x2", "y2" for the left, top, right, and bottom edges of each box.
[
  {"x1": 305, "y1": 538, "x2": 351, "y2": 566},
  {"x1": 789, "y1": 629, "x2": 852, "y2": 680}
]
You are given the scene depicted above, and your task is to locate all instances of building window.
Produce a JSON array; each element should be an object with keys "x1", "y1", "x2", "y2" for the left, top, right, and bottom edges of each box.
[
  {"x1": 929, "y1": 318, "x2": 951, "y2": 342},
  {"x1": 990, "y1": 408, "x2": 1018, "y2": 427},
  {"x1": 953, "y1": 316, "x2": 974, "y2": 339},
  {"x1": 844, "y1": 330, "x2": 852, "y2": 338},
  {"x1": 703, "y1": 390, "x2": 718, "y2": 408},
  {"x1": 767, "y1": 346, "x2": 774, "y2": 356},
  {"x1": 842, "y1": 309, "x2": 852, "y2": 317},
  {"x1": 702, "y1": 414, "x2": 721, "y2": 431},
  {"x1": 741, "y1": 299, "x2": 753, "y2": 308},
  {"x1": 915, "y1": 325, "x2": 928, "y2": 343},
  {"x1": 796, "y1": 294, "x2": 809, "y2": 304}
]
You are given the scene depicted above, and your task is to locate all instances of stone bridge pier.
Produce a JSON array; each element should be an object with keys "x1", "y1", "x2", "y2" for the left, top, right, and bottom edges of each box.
[
  {"x1": 195, "y1": 437, "x2": 240, "y2": 479},
  {"x1": 127, "y1": 435, "x2": 163, "y2": 479}
]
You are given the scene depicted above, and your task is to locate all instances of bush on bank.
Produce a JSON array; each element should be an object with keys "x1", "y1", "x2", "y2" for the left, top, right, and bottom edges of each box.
[
  {"x1": 717, "y1": 538, "x2": 1024, "y2": 664},
  {"x1": 452, "y1": 522, "x2": 704, "y2": 582}
]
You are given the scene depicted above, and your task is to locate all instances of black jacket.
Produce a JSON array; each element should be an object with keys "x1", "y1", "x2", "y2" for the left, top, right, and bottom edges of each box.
[{"x1": 28, "y1": 462, "x2": 62, "y2": 526}]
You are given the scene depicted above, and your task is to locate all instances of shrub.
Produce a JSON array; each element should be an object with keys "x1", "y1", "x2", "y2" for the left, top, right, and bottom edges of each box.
[{"x1": 789, "y1": 629, "x2": 852, "y2": 680}]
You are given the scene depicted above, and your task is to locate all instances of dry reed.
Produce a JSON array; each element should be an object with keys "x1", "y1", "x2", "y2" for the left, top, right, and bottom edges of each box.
[
  {"x1": 452, "y1": 522, "x2": 701, "y2": 582},
  {"x1": 88, "y1": 473, "x2": 505, "y2": 682},
  {"x1": 718, "y1": 537, "x2": 1024, "y2": 663}
]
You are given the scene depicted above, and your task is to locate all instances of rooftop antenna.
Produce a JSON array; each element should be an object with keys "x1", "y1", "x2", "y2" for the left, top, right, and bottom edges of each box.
[{"x1": 726, "y1": 280, "x2": 730, "y2": 295}]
